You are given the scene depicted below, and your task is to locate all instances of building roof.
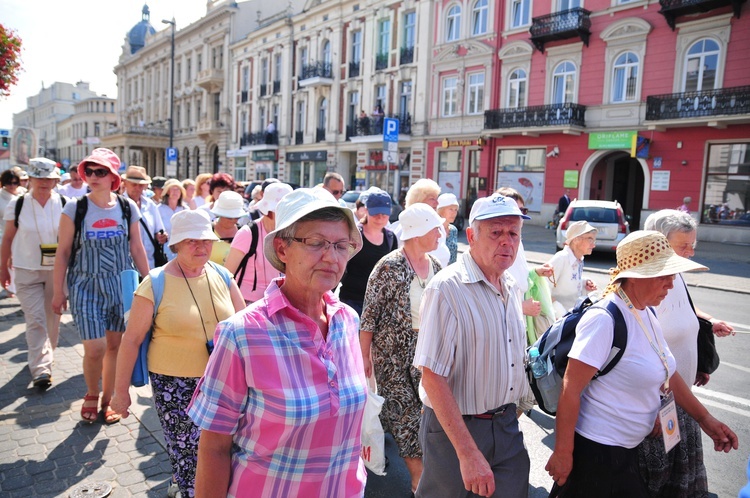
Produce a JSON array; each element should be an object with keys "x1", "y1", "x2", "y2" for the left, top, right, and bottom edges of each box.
[{"x1": 128, "y1": 4, "x2": 157, "y2": 54}]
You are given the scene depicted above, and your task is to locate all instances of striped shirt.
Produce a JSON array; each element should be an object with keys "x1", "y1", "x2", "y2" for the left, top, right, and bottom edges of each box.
[
  {"x1": 414, "y1": 250, "x2": 531, "y2": 415},
  {"x1": 188, "y1": 278, "x2": 367, "y2": 498}
]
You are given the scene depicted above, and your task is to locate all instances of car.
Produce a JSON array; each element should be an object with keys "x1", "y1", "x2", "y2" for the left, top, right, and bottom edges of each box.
[
  {"x1": 555, "y1": 199, "x2": 629, "y2": 252},
  {"x1": 341, "y1": 190, "x2": 361, "y2": 210}
]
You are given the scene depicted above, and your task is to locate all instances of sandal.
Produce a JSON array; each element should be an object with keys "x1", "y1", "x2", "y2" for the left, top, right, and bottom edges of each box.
[
  {"x1": 100, "y1": 402, "x2": 121, "y2": 425},
  {"x1": 81, "y1": 394, "x2": 99, "y2": 424}
]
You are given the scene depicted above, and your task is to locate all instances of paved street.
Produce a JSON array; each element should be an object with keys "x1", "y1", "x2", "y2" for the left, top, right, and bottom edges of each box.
[{"x1": 0, "y1": 224, "x2": 747, "y2": 497}]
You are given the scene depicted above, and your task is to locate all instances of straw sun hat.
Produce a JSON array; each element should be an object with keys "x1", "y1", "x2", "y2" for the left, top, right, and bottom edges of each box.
[{"x1": 608, "y1": 230, "x2": 707, "y2": 287}]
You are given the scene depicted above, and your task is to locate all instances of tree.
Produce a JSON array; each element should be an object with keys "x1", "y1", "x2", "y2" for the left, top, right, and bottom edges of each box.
[{"x1": 0, "y1": 24, "x2": 22, "y2": 98}]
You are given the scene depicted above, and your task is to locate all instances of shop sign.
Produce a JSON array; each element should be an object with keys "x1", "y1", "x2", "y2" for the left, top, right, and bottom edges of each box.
[
  {"x1": 563, "y1": 170, "x2": 579, "y2": 188},
  {"x1": 253, "y1": 150, "x2": 277, "y2": 161},
  {"x1": 362, "y1": 164, "x2": 399, "y2": 170},
  {"x1": 226, "y1": 149, "x2": 247, "y2": 158},
  {"x1": 588, "y1": 131, "x2": 636, "y2": 150},
  {"x1": 441, "y1": 138, "x2": 477, "y2": 148},
  {"x1": 286, "y1": 150, "x2": 327, "y2": 162}
]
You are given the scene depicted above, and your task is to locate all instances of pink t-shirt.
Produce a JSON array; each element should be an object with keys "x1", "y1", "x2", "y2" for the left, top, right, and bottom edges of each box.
[{"x1": 230, "y1": 220, "x2": 281, "y2": 302}]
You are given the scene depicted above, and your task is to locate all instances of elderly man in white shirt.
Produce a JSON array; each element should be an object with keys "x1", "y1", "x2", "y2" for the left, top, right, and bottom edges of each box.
[
  {"x1": 122, "y1": 166, "x2": 168, "y2": 269},
  {"x1": 413, "y1": 193, "x2": 533, "y2": 498}
]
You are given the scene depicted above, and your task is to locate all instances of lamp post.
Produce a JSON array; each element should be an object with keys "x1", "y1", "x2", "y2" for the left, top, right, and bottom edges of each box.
[{"x1": 162, "y1": 18, "x2": 176, "y2": 156}]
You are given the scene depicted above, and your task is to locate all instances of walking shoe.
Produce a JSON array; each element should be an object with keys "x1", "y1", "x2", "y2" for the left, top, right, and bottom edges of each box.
[
  {"x1": 167, "y1": 481, "x2": 179, "y2": 498},
  {"x1": 32, "y1": 373, "x2": 52, "y2": 390}
]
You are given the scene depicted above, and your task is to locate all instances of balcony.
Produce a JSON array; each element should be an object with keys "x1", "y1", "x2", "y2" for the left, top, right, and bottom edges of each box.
[
  {"x1": 295, "y1": 131, "x2": 304, "y2": 145},
  {"x1": 348, "y1": 114, "x2": 412, "y2": 142},
  {"x1": 104, "y1": 125, "x2": 169, "y2": 138},
  {"x1": 375, "y1": 53, "x2": 388, "y2": 71},
  {"x1": 298, "y1": 61, "x2": 333, "y2": 88},
  {"x1": 240, "y1": 131, "x2": 278, "y2": 147},
  {"x1": 273, "y1": 80, "x2": 281, "y2": 94},
  {"x1": 349, "y1": 61, "x2": 361, "y2": 78},
  {"x1": 240, "y1": 90, "x2": 249, "y2": 103},
  {"x1": 400, "y1": 46, "x2": 414, "y2": 65},
  {"x1": 645, "y1": 86, "x2": 750, "y2": 125},
  {"x1": 316, "y1": 127, "x2": 326, "y2": 142},
  {"x1": 196, "y1": 68, "x2": 224, "y2": 93},
  {"x1": 529, "y1": 8, "x2": 592, "y2": 53},
  {"x1": 484, "y1": 103, "x2": 586, "y2": 132},
  {"x1": 197, "y1": 119, "x2": 223, "y2": 138},
  {"x1": 260, "y1": 83, "x2": 268, "y2": 97},
  {"x1": 659, "y1": 0, "x2": 746, "y2": 29}
]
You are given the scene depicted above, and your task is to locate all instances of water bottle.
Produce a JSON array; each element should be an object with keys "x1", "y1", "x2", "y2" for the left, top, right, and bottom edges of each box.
[{"x1": 529, "y1": 347, "x2": 547, "y2": 378}]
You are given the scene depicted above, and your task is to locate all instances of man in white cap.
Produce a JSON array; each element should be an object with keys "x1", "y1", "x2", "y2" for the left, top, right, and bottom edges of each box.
[{"x1": 413, "y1": 193, "x2": 532, "y2": 498}]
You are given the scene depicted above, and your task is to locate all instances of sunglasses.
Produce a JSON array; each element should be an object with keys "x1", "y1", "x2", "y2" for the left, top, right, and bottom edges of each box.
[
  {"x1": 6, "y1": 181, "x2": 20, "y2": 186},
  {"x1": 520, "y1": 207, "x2": 529, "y2": 215},
  {"x1": 84, "y1": 167, "x2": 111, "y2": 178},
  {"x1": 330, "y1": 190, "x2": 343, "y2": 196}
]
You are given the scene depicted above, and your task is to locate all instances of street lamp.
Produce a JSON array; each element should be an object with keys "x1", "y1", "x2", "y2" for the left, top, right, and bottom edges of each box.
[{"x1": 162, "y1": 18, "x2": 175, "y2": 153}]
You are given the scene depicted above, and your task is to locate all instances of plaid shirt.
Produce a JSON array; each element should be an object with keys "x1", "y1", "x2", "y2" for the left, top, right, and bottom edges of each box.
[{"x1": 188, "y1": 278, "x2": 367, "y2": 498}]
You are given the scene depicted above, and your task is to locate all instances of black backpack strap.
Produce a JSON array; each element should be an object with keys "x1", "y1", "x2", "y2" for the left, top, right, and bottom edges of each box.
[
  {"x1": 69, "y1": 196, "x2": 89, "y2": 268},
  {"x1": 139, "y1": 217, "x2": 157, "y2": 245},
  {"x1": 597, "y1": 300, "x2": 628, "y2": 377},
  {"x1": 385, "y1": 228, "x2": 397, "y2": 251},
  {"x1": 116, "y1": 195, "x2": 132, "y2": 240},
  {"x1": 235, "y1": 222, "x2": 259, "y2": 289},
  {"x1": 13, "y1": 194, "x2": 26, "y2": 228}
]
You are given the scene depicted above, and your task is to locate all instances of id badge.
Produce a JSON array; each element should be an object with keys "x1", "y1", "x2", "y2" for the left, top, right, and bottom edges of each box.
[
  {"x1": 40, "y1": 244, "x2": 58, "y2": 267},
  {"x1": 658, "y1": 391, "x2": 681, "y2": 453}
]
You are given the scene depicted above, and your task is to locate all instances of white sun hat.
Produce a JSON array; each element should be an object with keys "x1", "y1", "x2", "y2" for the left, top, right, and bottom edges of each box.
[
  {"x1": 168, "y1": 209, "x2": 219, "y2": 250},
  {"x1": 211, "y1": 190, "x2": 246, "y2": 219}
]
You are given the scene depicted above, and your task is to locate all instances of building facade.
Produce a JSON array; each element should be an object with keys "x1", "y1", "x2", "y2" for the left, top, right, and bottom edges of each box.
[{"x1": 57, "y1": 97, "x2": 117, "y2": 170}]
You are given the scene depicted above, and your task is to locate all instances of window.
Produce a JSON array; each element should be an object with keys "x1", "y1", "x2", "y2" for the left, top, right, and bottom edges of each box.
[
  {"x1": 242, "y1": 66, "x2": 249, "y2": 91},
  {"x1": 318, "y1": 98, "x2": 327, "y2": 129},
  {"x1": 702, "y1": 143, "x2": 750, "y2": 226},
  {"x1": 322, "y1": 40, "x2": 331, "y2": 65},
  {"x1": 375, "y1": 85, "x2": 387, "y2": 109},
  {"x1": 259, "y1": 106, "x2": 266, "y2": 130},
  {"x1": 300, "y1": 47, "x2": 308, "y2": 73},
  {"x1": 612, "y1": 52, "x2": 638, "y2": 103},
  {"x1": 552, "y1": 61, "x2": 576, "y2": 104},
  {"x1": 446, "y1": 5, "x2": 461, "y2": 42},
  {"x1": 378, "y1": 20, "x2": 391, "y2": 55},
  {"x1": 510, "y1": 0, "x2": 531, "y2": 28},
  {"x1": 403, "y1": 12, "x2": 416, "y2": 48},
  {"x1": 467, "y1": 73, "x2": 485, "y2": 114},
  {"x1": 442, "y1": 76, "x2": 458, "y2": 117},
  {"x1": 261, "y1": 58, "x2": 269, "y2": 84},
  {"x1": 507, "y1": 69, "x2": 527, "y2": 108},
  {"x1": 348, "y1": 91, "x2": 359, "y2": 129},
  {"x1": 684, "y1": 39, "x2": 719, "y2": 92},
  {"x1": 558, "y1": 0, "x2": 581, "y2": 11},
  {"x1": 186, "y1": 103, "x2": 191, "y2": 127},
  {"x1": 400, "y1": 81, "x2": 413, "y2": 121},
  {"x1": 472, "y1": 0, "x2": 488, "y2": 36},
  {"x1": 197, "y1": 53, "x2": 202, "y2": 72},
  {"x1": 296, "y1": 100, "x2": 305, "y2": 132},
  {"x1": 186, "y1": 57, "x2": 191, "y2": 80},
  {"x1": 213, "y1": 93, "x2": 220, "y2": 120},
  {"x1": 272, "y1": 104, "x2": 279, "y2": 127},
  {"x1": 352, "y1": 31, "x2": 362, "y2": 63},
  {"x1": 274, "y1": 54, "x2": 282, "y2": 81}
]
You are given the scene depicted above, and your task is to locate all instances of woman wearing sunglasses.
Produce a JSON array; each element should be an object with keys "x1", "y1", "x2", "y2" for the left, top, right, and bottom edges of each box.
[{"x1": 52, "y1": 148, "x2": 149, "y2": 424}]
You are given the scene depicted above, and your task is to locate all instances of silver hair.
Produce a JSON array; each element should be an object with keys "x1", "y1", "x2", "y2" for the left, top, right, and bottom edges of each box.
[
  {"x1": 644, "y1": 209, "x2": 697, "y2": 238},
  {"x1": 405, "y1": 178, "x2": 440, "y2": 207}
]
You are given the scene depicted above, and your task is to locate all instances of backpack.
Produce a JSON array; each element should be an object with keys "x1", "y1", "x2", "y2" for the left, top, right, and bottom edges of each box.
[
  {"x1": 235, "y1": 222, "x2": 260, "y2": 289},
  {"x1": 14, "y1": 193, "x2": 67, "y2": 228},
  {"x1": 526, "y1": 297, "x2": 627, "y2": 416},
  {"x1": 69, "y1": 195, "x2": 132, "y2": 268}
]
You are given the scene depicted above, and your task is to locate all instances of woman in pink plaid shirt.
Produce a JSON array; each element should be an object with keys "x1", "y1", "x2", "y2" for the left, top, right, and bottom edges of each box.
[{"x1": 189, "y1": 188, "x2": 368, "y2": 497}]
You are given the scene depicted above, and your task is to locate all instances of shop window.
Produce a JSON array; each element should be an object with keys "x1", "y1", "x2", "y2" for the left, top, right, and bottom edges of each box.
[{"x1": 702, "y1": 143, "x2": 750, "y2": 226}]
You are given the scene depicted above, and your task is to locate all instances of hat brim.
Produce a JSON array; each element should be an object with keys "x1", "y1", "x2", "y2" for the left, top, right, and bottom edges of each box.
[
  {"x1": 168, "y1": 230, "x2": 220, "y2": 250},
  {"x1": 367, "y1": 206, "x2": 391, "y2": 216},
  {"x1": 399, "y1": 216, "x2": 446, "y2": 241},
  {"x1": 125, "y1": 177, "x2": 151, "y2": 185},
  {"x1": 611, "y1": 253, "x2": 707, "y2": 282},
  {"x1": 28, "y1": 172, "x2": 61, "y2": 179},
  {"x1": 263, "y1": 202, "x2": 362, "y2": 273},
  {"x1": 472, "y1": 212, "x2": 531, "y2": 222},
  {"x1": 211, "y1": 207, "x2": 246, "y2": 219},
  {"x1": 566, "y1": 225, "x2": 598, "y2": 242}
]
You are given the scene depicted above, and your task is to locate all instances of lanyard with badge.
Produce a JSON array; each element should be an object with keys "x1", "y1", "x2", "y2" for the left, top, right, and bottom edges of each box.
[
  {"x1": 617, "y1": 288, "x2": 681, "y2": 453},
  {"x1": 31, "y1": 197, "x2": 58, "y2": 266}
]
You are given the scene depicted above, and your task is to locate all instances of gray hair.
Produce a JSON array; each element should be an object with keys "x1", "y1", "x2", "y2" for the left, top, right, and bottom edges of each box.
[
  {"x1": 644, "y1": 209, "x2": 697, "y2": 239},
  {"x1": 323, "y1": 172, "x2": 344, "y2": 187},
  {"x1": 405, "y1": 178, "x2": 440, "y2": 207}
]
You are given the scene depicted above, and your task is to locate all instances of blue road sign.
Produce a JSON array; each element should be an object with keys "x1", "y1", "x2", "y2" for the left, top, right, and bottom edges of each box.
[
  {"x1": 0, "y1": 130, "x2": 9, "y2": 137},
  {"x1": 166, "y1": 147, "x2": 178, "y2": 161},
  {"x1": 383, "y1": 118, "x2": 399, "y2": 143}
]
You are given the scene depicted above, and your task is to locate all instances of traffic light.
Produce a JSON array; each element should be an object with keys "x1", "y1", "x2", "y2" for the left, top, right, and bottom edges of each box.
[{"x1": 0, "y1": 136, "x2": 8, "y2": 150}]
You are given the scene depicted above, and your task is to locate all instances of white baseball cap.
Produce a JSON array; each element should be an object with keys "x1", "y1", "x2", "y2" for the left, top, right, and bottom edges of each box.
[
  {"x1": 398, "y1": 203, "x2": 445, "y2": 241},
  {"x1": 469, "y1": 194, "x2": 530, "y2": 224},
  {"x1": 255, "y1": 182, "x2": 293, "y2": 215},
  {"x1": 168, "y1": 209, "x2": 219, "y2": 250}
]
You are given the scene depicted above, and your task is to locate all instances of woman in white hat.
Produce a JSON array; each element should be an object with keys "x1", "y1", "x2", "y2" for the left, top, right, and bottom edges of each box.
[
  {"x1": 158, "y1": 179, "x2": 186, "y2": 261},
  {"x1": 0, "y1": 158, "x2": 65, "y2": 389},
  {"x1": 547, "y1": 220, "x2": 598, "y2": 318},
  {"x1": 437, "y1": 193, "x2": 460, "y2": 265},
  {"x1": 188, "y1": 188, "x2": 367, "y2": 497},
  {"x1": 111, "y1": 209, "x2": 244, "y2": 497},
  {"x1": 546, "y1": 230, "x2": 738, "y2": 497},
  {"x1": 360, "y1": 203, "x2": 444, "y2": 494},
  {"x1": 224, "y1": 182, "x2": 292, "y2": 303},
  {"x1": 209, "y1": 190, "x2": 246, "y2": 266}
]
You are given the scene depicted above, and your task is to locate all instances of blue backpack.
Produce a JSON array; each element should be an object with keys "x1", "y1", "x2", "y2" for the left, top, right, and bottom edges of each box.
[{"x1": 526, "y1": 297, "x2": 628, "y2": 416}]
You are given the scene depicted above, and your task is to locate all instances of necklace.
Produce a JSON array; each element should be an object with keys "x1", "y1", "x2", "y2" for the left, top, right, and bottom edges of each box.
[
  {"x1": 177, "y1": 262, "x2": 220, "y2": 344},
  {"x1": 403, "y1": 249, "x2": 428, "y2": 289}
]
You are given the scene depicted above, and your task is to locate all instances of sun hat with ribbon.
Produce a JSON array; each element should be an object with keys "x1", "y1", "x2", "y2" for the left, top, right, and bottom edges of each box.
[
  {"x1": 211, "y1": 191, "x2": 246, "y2": 219},
  {"x1": 124, "y1": 166, "x2": 151, "y2": 185},
  {"x1": 162, "y1": 178, "x2": 186, "y2": 201},
  {"x1": 264, "y1": 187, "x2": 362, "y2": 272},
  {"x1": 168, "y1": 209, "x2": 219, "y2": 250}
]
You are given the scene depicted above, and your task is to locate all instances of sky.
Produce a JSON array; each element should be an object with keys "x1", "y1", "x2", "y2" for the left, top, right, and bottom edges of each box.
[{"x1": 0, "y1": 0, "x2": 210, "y2": 131}]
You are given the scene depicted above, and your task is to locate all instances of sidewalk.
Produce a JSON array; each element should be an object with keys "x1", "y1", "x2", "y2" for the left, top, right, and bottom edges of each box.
[{"x1": 0, "y1": 297, "x2": 171, "y2": 497}]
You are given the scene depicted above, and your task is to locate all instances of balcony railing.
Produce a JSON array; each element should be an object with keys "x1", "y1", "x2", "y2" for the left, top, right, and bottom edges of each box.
[
  {"x1": 659, "y1": 0, "x2": 746, "y2": 29},
  {"x1": 104, "y1": 125, "x2": 170, "y2": 137},
  {"x1": 240, "y1": 131, "x2": 278, "y2": 146},
  {"x1": 260, "y1": 83, "x2": 268, "y2": 97},
  {"x1": 316, "y1": 127, "x2": 326, "y2": 142},
  {"x1": 295, "y1": 131, "x2": 304, "y2": 145},
  {"x1": 400, "y1": 46, "x2": 414, "y2": 65},
  {"x1": 351, "y1": 113, "x2": 412, "y2": 137},
  {"x1": 240, "y1": 90, "x2": 249, "y2": 103},
  {"x1": 300, "y1": 61, "x2": 333, "y2": 80},
  {"x1": 375, "y1": 53, "x2": 388, "y2": 71},
  {"x1": 645, "y1": 86, "x2": 750, "y2": 121},
  {"x1": 273, "y1": 80, "x2": 281, "y2": 94},
  {"x1": 349, "y1": 61, "x2": 361, "y2": 78},
  {"x1": 530, "y1": 8, "x2": 592, "y2": 52},
  {"x1": 484, "y1": 103, "x2": 587, "y2": 130}
]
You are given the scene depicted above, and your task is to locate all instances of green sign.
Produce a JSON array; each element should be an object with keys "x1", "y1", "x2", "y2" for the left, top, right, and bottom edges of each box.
[
  {"x1": 588, "y1": 131, "x2": 636, "y2": 150},
  {"x1": 563, "y1": 170, "x2": 579, "y2": 189},
  {"x1": 253, "y1": 150, "x2": 277, "y2": 161}
]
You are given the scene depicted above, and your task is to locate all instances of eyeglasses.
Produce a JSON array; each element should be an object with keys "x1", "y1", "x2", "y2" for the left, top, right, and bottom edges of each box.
[
  {"x1": 330, "y1": 190, "x2": 343, "y2": 196},
  {"x1": 520, "y1": 207, "x2": 529, "y2": 215},
  {"x1": 84, "y1": 167, "x2": 110, "y2": 178},
  {"x1": 291, "y1": 237, "x2": 356, "y2": 256}
]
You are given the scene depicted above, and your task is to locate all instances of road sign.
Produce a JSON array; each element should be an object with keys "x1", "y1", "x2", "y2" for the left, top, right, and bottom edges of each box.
[
  {"x1": 0, "y1": 130, "x2": 9, "y2": 137},
  {"x1": 166, "y1": 147, "x2": 178, "y2": 161},
  {"x1": 385, "y1": 141, "x2": 398, "y2": 152},
  {"x1": 383, "y1": 150, "x2": 399, "y2": 164},
  {"x1": 383, "y1": 118, "x2": 399, "y2": 143}
]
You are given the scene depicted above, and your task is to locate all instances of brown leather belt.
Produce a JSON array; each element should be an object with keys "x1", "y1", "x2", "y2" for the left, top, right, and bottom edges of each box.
[{"x1": 467, "y1": 403, "x2": 514, "y2": 420}]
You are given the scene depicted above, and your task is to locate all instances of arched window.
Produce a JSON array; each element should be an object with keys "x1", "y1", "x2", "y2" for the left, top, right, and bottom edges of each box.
[
  {"x1": 322, "y1": 40, "x2": 331, "y2": 66},
  {"x1": 684, "y1": 38, "x2": 719, "y2": 92},
  {"x1": 612, "y1": 52, "x2": 639, "y2": 103},
  {"x1": 446, "y1": 5, "x2": 461, "y2": 42},
  {"x1": 552, "y1": 61, "x2": 576, "y2": 104},
  {"x1": 472, "y1": 0, "x2": 488, "y2": 36},
  {"x1": 507, "y1": 69, "x2": 527, "y2": 108}
]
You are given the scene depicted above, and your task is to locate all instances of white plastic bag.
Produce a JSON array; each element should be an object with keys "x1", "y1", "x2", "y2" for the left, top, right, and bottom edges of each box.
[{"x1": 360, "y1": 374, "x2": 387, "y2": 475}]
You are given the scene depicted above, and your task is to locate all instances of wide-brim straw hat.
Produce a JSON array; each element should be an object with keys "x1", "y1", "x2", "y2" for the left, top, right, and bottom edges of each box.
[
  {"x1": 162, "y1": 178, "x2": 186, "y2": 200},
  {"x1": 124, "y1": 165, "x2": 151, "y2": 185},
  {"x1": 609, "y1": 230, "x2": 707, "y2": 284},
  {"x1": 264, "y1": 187, "x2": 362, "y2": 272}
]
